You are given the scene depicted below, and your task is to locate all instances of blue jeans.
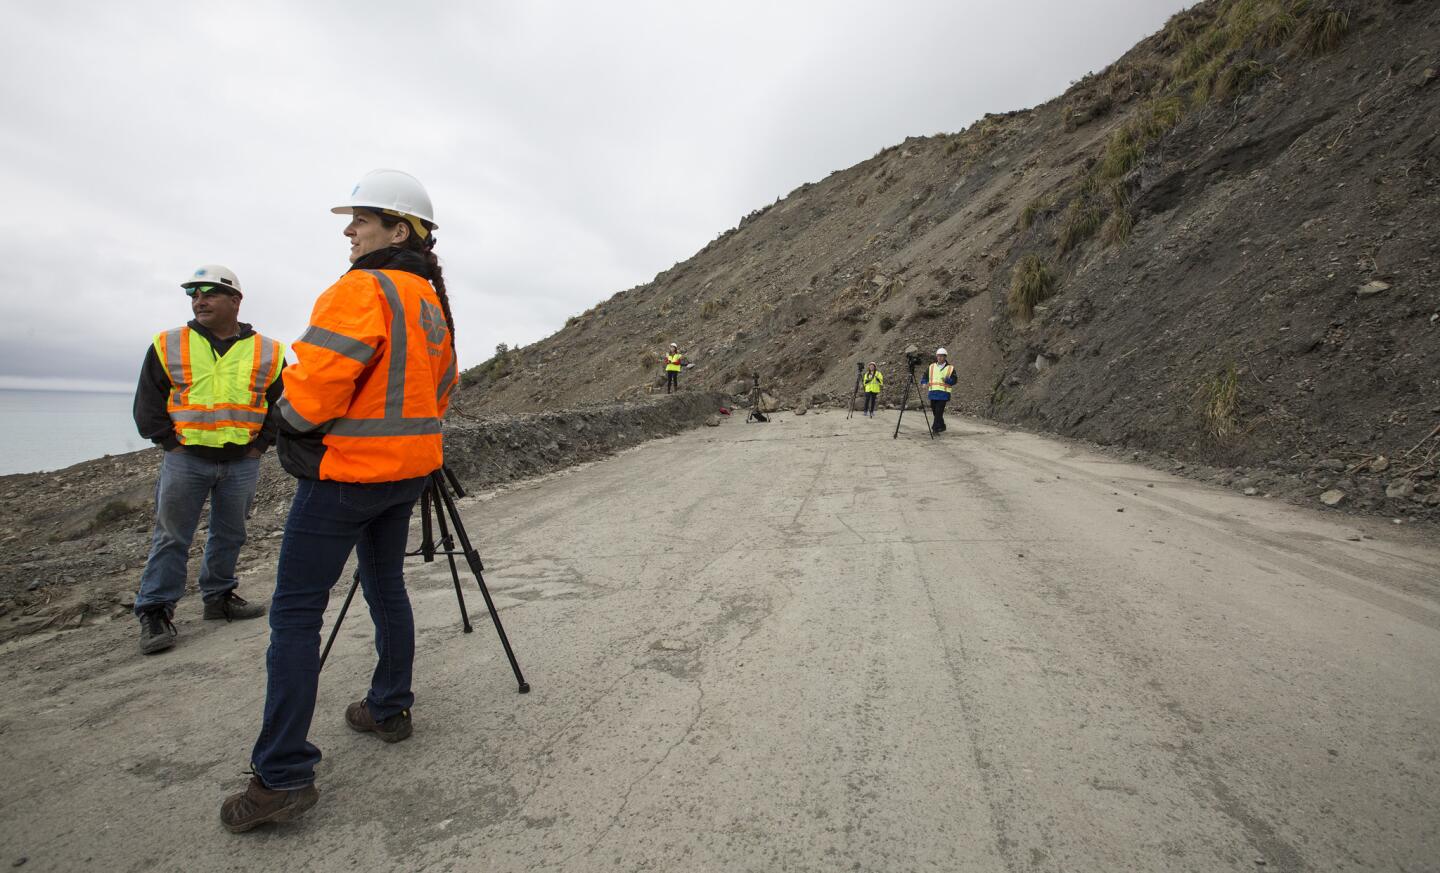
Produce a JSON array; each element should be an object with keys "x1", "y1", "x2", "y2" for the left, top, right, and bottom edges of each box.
[
  {"x1": 134, "y1": 451, "x2": 261, "y2": 616},
  {"x1": 250, "y1": 475, "x2": 427, "y2": 790}
]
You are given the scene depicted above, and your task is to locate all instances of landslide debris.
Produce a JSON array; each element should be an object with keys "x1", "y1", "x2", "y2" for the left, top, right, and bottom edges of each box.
[{"x1": 458, "y1": 0, "x2": 1440, "y2": 522}]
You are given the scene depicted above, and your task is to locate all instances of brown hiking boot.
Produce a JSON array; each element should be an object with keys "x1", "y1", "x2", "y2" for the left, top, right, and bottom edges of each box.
[
  {"x1": 219, "y1": 776, "x2": 319, "y2": 834},
  {"x1": 345, "y1": 699, "x2": 413, "y2": 743}
]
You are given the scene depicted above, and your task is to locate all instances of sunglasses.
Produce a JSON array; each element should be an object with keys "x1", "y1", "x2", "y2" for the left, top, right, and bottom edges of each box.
[{"x1": 184, "y1": 284, "x2": 238, "y2": 299}]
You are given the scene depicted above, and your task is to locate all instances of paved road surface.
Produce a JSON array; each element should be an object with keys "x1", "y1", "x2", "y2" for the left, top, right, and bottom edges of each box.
[{"x1": 2, "y1": 411, "x2": 1438, "y2": 872}]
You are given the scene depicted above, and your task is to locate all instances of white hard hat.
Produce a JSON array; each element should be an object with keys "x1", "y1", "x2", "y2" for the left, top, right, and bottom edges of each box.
[
  {"x1": 332, "y1": 169, "x2": 437, "y2": 230},
  {"x1": 182, "y1": 264, "x2": 242, "y2": 294},
  {"x1": 670, "y1": 342, "x2": 678, "y2": 348},
  {"x1": 935, "y1": 347, "x2": 948, "y2": 356}
]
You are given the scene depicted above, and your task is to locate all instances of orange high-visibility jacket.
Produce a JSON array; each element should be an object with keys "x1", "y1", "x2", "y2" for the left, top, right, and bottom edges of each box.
[{"x1": 276, "y1": 268, "x2": 457, "y2": 483}]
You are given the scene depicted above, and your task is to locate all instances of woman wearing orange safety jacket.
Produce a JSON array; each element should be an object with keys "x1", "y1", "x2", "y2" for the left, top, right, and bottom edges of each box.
[{"x1": 222, "y1": 169, "x2": 458, "y2": 833}]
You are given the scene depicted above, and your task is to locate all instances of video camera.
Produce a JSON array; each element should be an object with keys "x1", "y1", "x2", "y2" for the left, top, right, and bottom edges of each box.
[{"x1": 904, "y1": 344, "x2": 923, "y2": 369}]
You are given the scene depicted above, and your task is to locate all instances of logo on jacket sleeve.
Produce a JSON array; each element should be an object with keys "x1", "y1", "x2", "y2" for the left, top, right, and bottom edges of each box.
[{"x1": 419, "y1": 298, "x2": 449, "y2": 349}]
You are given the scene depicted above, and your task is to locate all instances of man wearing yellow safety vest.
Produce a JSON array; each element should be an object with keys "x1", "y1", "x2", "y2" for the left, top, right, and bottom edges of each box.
[
  {"x1": 131, "y1": 265, "x2": 285, "y2": 654},
  {"x1": 664, "y1": 342, "x2": 685, "y2": 393},
  {"x1": 919, "y1": 347, "x2": 958, "y2": 434},
  {"x1": 861, "y1": 362, "x2": 883, "y2": 418}
]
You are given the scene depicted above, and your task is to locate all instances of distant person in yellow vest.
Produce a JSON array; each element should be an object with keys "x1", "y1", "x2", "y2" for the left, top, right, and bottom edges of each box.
[
  {"x1": 861, "y1": 361, "x2": 883, "y2": 418},
  {"x1": 919, "y1": 347, "x2": 957, "y2": 434},
  {"x1": 664, "y1": 343, "x2": 685, "y2": 393},
  {"x1": 131, "y1": 265, "x2": 285, "y2": 654}
]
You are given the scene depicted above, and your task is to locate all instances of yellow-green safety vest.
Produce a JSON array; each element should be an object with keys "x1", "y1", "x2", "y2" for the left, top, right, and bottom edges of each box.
[
  {"x1": 665, "y1": 353, "x2": 683, "y2": 372},
  {"x1": 863, "y1": 370, "x2": 883, "y2": 393},
  {"x1": 154, "y1": 327, "x2": 284, "y2": 448},
  {"x1": 926, "y1": 362, "x2": 954, "y2": 396}
]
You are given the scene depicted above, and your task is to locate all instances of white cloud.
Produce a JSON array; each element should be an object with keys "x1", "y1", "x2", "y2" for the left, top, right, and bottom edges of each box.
[{"x1": 0, "y1": 0, "x2": 1190, "y2": 393}]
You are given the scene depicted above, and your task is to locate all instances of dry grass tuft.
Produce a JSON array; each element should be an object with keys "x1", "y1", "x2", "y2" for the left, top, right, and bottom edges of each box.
[
  {"x1": 1098, "y1": 129, "x2": 1145, "y2": 180},
  {"x1": 1256, "y1": 7, "x2": 1297, "y2": 47},
  {"x1": 1057, "y1": 200, "x2": 1105, "y2": 254},
  {"x1": 1214, "y1": 60, "x2": 1273, "y2": 102},
  {"x1": 1008, "y1": 255, "x2": 1057, "y2": 320},
  {"x1": 1101, "y1": 209, "x2": 1135, "y2": 246},
  {"x1": 1198, "y1": 364, "x2": 1241, "y2": 439},
  {"x1": 1300, "y1": 7, "x2": 1349, "y2": 55},
  {"x1": 1019, "y1": 197, "x2": 1054, "y2": 230}
]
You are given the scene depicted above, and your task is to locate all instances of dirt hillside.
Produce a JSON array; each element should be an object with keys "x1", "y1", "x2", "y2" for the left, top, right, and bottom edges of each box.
[{"x1": 457, "y1": 0, "x2": 1440, "y2": 520}]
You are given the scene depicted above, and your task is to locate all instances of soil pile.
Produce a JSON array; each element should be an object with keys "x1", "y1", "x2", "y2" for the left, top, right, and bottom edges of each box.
[
  {"x1": 458, "y1": 0, "x2": 1440, "y2": 521},
  {"x1": 0, "y1": 393, "x2": 724, "y2": 641}
]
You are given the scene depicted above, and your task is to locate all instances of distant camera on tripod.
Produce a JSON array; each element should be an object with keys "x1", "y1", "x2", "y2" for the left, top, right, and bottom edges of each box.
[{"x1": 905, "y1": 350, "x2": 924, "y2": 368}]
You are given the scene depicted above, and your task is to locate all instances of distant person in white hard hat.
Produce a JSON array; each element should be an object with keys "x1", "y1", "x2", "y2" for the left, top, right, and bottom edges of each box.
[
  {"x1": 919, "y1": 347, "x2": 957, "y2": 433},
  {"x1": 131, "y1": 266, "x2": 285, "y2": 654},
  {"x1": 861, "y1": 361, "x2": 883, "y2": 418},
  {"x1": 222, "y1": 169, "x2": 458, "y2": 834},
  {"x1": 663, "y1": 343, "x2": 685, "y2": 393}
]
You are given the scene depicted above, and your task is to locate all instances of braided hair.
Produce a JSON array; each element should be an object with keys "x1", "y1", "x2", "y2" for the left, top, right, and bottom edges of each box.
[{"x1": 374, "y1": 212, "x2": 456, "y2": 344}]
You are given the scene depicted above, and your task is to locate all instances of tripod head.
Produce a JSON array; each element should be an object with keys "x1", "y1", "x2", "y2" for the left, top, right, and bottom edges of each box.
[
  {"x1": 904, "y1": 344, "x2": 923, "y2": 371},
  {"x1": 856, "y1": 361, "x2": 864, "y2": 374}
]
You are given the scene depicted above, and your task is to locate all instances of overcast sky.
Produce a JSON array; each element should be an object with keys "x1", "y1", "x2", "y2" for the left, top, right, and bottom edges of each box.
[{"x1": 0, "y1": 0, "x2": 1191, "y2": 393}]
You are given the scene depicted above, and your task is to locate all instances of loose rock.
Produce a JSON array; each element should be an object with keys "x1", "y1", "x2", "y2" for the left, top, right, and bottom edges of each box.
[
  {"x1": 1319, "y1": 490, "x2": 1346, "y2": 507},
  {"x1": 1386, "y1": 479, "x2": 1415, "y2": 500}
]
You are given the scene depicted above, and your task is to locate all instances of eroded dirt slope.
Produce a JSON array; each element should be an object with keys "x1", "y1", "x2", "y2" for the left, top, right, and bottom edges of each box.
[{"x1": 457, "y1": 0, "x2": 1440, "y2": 520}]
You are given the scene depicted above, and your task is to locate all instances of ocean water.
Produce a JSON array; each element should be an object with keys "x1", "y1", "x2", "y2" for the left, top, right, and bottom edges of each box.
[{"x1": 0, "y1": 389, "x2": 152, "y2": 476}]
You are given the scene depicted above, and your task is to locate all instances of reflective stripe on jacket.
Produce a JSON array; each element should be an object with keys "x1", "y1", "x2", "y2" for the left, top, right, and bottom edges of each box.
[
  {"x1": 276, "y1": 268, "x2": 457, "y2": 483},
  {"x1": 925, "y1": 363, "x2": 955, "y2": 397},
  {"x1": 863, "y1": 370, "x2": 883, "y2": 393},
  {"x1": 665, "y1": 353, "x2": 683, "y2": 372},
  {"x1": 153, "y1": 327, "x2": 284, "y2": 448}
]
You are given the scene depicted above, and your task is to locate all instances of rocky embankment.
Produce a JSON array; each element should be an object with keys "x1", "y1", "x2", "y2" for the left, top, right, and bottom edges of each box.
[{"x1": 0, "y1": 392, "x2": 726, "y2": 642}]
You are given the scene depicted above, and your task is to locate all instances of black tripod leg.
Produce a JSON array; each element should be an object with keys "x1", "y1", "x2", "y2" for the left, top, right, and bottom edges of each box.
[
  {"x1": 894, "y1": 370, "x2": 913, "y2": 439},
  {"x1": 433, "y1": 479, "x2": 531, "y2": 694},
  {"x1": 442, "y1": 465, "x2": 466, "y2": 498},
  {"x1": 427, "y1": 476, "x2": 475, "y2": 633},
  {"x1": 419, "y1": 488, "x2": 435, "y2": 561},
  {"x1": 319, "y1": 568, "x2": 361, "y2": 670}
]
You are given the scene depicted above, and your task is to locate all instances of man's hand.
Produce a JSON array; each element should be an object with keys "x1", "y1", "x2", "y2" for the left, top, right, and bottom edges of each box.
[
  {"x1": 168, "y1": 446, "x2": 183, "y2": 454},
  {"x1": 245, "y1": 447, "x2": 262, "y2": 459}
]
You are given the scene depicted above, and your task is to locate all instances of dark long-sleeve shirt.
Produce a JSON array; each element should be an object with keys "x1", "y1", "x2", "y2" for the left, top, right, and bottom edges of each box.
[{"x1": 133, "y1": 320, "x2": 285, "y2": 460}]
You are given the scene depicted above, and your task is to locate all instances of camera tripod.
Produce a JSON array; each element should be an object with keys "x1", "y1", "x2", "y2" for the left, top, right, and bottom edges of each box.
[
  {"x1": 319, "y1": 465, "x2": 530, "y2": 694},
  {"x1": 846, "y1": 362, "x2": 863, "y2": 420},
  {"x1": 745, "y1": 373, "x2": 769, "y2": 423},
  {"x1": 892, "y1": 360, "x2": 934, "y2": 440}
]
